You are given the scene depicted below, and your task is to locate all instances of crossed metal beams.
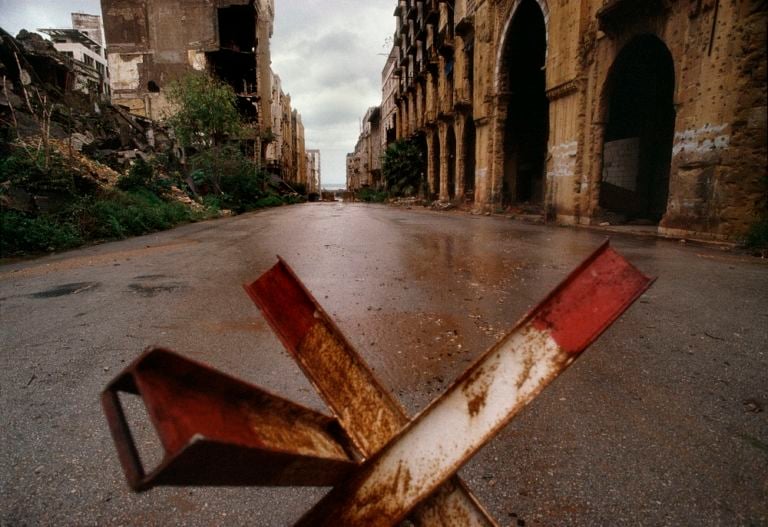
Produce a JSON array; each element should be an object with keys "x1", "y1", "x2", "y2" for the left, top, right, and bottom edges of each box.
[{"x1": 103, "y1": 241, "x2": 652, "y2": 526}]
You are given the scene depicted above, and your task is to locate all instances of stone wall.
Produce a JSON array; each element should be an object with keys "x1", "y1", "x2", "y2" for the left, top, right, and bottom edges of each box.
[{"x1": 377, "y1": 0, "x2": 766, "y2": 241}]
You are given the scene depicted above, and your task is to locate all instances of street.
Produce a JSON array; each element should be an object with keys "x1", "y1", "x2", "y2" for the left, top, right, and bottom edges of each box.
[{"x1": 1, "y1": 202, "x2": 766, "y2": 526}]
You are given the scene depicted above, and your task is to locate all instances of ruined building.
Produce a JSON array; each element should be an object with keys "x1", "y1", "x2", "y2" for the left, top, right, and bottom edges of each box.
[
  {"x1": 355, "y1": 0, "x2": 766, "y2": 241},
  {"x1": 306, "y1": 149, "x2": 322, "y2": 195},
  {"x1": 347, "y1": 106, "x2": 383, "y2": 191},
  {"x1": 100, "y1": 0, "x2": 308, "y2": 184},
  {"x1": 38, "y1": 13, "x2": 111, "y2": 100}
]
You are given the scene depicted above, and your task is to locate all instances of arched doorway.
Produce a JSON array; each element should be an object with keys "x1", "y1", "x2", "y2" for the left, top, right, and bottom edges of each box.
[
  {"x1": 600, "y1": 35, "x2": 675, "y2": 224},
  {"x1": 500, "y1": 0, "x2": 548, "y2": 207},
  {"x1": 447, "y1": 124, "x2": 457, "y2": 199},
  {"x1": 464, "y1": 116, "x2": 476, "y2": 201}
]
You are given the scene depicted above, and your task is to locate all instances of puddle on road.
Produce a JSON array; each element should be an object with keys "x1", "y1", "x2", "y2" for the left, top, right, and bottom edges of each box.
[
  {"x1": 128, "y1": 282, "x2": 188, "y2": 297},
  {"x1": 31, "y1": 282, "x2": 100, "y2": 298}
]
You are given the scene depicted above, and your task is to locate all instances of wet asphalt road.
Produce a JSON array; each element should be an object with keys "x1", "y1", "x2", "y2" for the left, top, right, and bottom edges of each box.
[{"x1": 1, "y1": 202, "x2": 766, "y2": 526}]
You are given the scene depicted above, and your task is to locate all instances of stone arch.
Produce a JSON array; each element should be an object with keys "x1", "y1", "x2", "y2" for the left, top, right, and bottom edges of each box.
[
  {"x1": 597, "y1": 34, "x2": 676, "y2": 224},
  {"x1": 494, "y1": 0, "x2": 549, "y2": 92},
  {"x1": 494, "y1": 0, "x2": 549, "y2": 207},
  {"x1": 447, "y1": 124, "x2": 457, "y2": 199}
]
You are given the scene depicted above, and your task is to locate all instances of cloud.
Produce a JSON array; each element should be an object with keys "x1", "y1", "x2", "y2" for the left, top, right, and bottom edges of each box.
[
  {"x1": 0, "y1": 0, "x2": 102, "y2": 37},
  {"x1": 272, "y1": 1, "x2": 394, "y2": 183}
]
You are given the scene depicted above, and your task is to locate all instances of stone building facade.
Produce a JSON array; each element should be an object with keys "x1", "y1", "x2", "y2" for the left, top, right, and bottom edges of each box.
[
  {"x1": 361, "y1": 0, "x2": 766, "y2": 241},
  {"x1": 346, "y1": 106, "x2": 383, "y2": 191},
  {"x1": 306, "y1": 149, "x2": 322, "y2": 195},
  {"x1": 100, "y1": 0, "x2": 306, "y2": 181},
  {"x1": 292, "y1": 110, "x2": 307, "y2": 187}
]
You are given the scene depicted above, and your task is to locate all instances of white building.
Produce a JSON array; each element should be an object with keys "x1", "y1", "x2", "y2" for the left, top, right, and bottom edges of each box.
[{"x1": 40, "y1": 14, "x2": 110, "y2": 99}]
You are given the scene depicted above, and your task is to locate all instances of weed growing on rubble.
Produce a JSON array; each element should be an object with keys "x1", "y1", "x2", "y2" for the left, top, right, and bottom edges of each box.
[
  {"x1": 117, "y1": 158, "x2": 172, "y2": 196},
  {"x1": 74, "y1": 189, "x2": 197, "y2": 239},
  {"x1": 0, "y1": 148, "x2": 76, "y2": 195}
]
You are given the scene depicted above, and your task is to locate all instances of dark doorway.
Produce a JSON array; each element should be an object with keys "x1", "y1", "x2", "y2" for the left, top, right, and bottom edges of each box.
[
  {"x1": 447, "y1": 124, "x2": 456, "y2": 199},
  {"x1": 464, "y1": 116, "x2": 476, "y2": 200},
  {"x1": 600, "y1": 35, "x2": 675, "y2": 224},
  {"x1": 501, "y1": 0, "x2": 548, "y2": 206}
]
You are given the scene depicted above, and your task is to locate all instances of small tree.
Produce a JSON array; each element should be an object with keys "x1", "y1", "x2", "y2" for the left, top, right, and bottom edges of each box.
[
  {"x1": 166, "y1": 73, "x2": 242, "y2": 193},
  {"x1": 382, "y1": 139, "x2": 424, "y2": 197}
]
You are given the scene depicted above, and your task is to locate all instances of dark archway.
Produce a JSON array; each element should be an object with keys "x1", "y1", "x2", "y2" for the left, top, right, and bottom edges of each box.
[
  {"x1": 464, "y1": 116, "x2": 476, "y2": 200},
  {"x1": 501, "y1": 0, "x2": 548, "y2": 206},
  {"x1": 447, "y1": 124, "x2": 456, "y2": 199},
  {"x1": 600, "y1": 35, "x2": 675, "y2": 224}
]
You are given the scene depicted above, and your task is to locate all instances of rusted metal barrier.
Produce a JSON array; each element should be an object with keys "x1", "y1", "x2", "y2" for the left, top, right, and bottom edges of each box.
[
  {"x1": 291, "y1": 241, "x2": 653, "y2": 526},
  {"x1": 102, "y1": 348, "x2": 358, "y2": 491},
  {"x1": 103, "y1": 241, "x2": 652, "y2": 526},
  {"x1": 244, "y1": 257, "x2": 497, "y2": 526}
]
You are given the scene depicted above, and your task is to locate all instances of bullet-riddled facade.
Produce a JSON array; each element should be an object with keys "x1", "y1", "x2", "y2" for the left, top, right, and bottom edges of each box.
[
  {"x1": 100, "y1": 0, "x2": 306, "y2": 180},
  {"x1": 358, "y1": 0, "x2": 766, "y2": 241}
]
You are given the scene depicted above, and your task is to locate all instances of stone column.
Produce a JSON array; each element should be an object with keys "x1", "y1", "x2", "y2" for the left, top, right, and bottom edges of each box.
[
  {"x1": 490, "y1": 97, "x2": 509, "y2": 209},
  {"x1": 438, "y1": 121, "x2": 449, "y2": 201},
  {"x1": 408, "y1": 92, "x2": 417, "y2": 136},
  {"x1": 426, "y1": 130, "x2": 437, "y2": 197},
  {"x1": 402, "y1": 98, "x2": 408, "y2": 138},
  {"x1": 455, "y1": 114, "x2": 467, "y2": 200},
  {"x1": 415, "y1": 82, "x2": 423, "y2": 130}
]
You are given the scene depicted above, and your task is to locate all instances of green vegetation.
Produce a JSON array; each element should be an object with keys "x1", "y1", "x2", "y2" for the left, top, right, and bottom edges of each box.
[
  {"x1": 166, "y1": 73, "x2": 243, "y2": 150},
  {"x1": 1, "y1": 72, "x2": 303, "y2": 258},
  {"x1": 357, "y1": 187, "x2": 388, "y2": 203},
  {"x1": 382, "y1": 139, "x2": 425, "y2": 197},
  {"x1": 1, "y1": 211, "x2": 82, "y2": 254},
  {"x1": 167, "y1": 73, "x2": 246, "y2": 196}
]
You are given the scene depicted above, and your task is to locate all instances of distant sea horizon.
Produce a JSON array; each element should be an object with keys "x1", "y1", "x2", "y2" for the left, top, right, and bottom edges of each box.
[{"x1": 321, "y1": 183, "x2": 346, "y2": 191}]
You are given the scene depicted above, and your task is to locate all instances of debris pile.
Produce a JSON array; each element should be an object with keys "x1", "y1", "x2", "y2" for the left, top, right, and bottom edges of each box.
[{"x1": 0, "y1": 27, "x2": 172, "y2": 179}]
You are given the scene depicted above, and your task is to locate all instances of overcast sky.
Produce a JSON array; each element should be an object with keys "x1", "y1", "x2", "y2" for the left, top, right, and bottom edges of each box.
[{"x1": 0, "y1": 0, "x2": 395, "y2": 185}]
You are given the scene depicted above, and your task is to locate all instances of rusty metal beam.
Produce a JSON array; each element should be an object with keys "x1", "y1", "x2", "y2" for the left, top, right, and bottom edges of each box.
[
  {"x1": 291, "y1": 241, "x2": 654, "y2": 526},
  {"x1": 245, "y1": 259, "x2": 498, "y2": 526},
  {"x1": 102, "y1": 348, "x2": 358, "y2": 491}
]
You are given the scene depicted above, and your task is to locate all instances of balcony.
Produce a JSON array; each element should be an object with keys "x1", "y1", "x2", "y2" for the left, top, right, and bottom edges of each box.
[
  {"x1": 406, "y1": 1, "x2": 417, "y2": 20},
  {"x1": 436, "y1": 29, "x2": 454, "y2": 56},
  {"x1": 454, "y1": 0, "x2": 476, "y2": 36}
]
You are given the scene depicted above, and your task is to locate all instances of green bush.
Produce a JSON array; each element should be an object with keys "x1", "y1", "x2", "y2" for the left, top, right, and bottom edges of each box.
[
  {"x1": 254, "y1": 195, "x2": 284, "y2": 208},
  {"x1": 190, "y1": 145, "x2": 273, "y2": 211},
  {"x1": 0, "y1": 210, "x2": 82, "y2": 256},
  {"x1": 117, "y1": 158, "x2": 173, "y2": 196},
  {"x1": 382, "y1": 140, "x2": 425, "y2": 197},
  {"x1": 75, "y1": 189, "x2": 195, "y2": 239},
  {"x1": 358, "y1": 188, "x2": 388, "y2": 203}
]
